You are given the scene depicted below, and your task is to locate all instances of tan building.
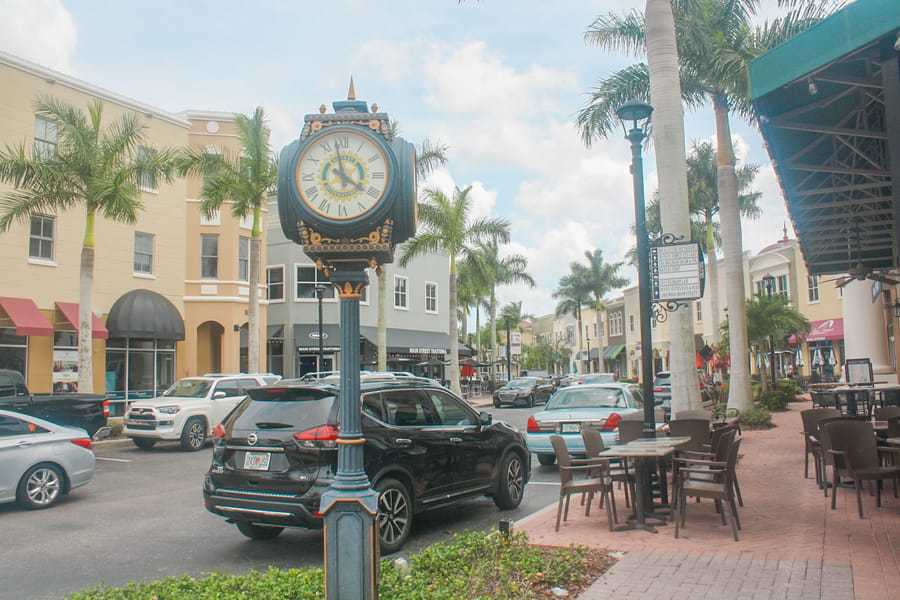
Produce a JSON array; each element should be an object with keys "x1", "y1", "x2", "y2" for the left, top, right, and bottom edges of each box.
[{"x1": 0, "y1": 51, "x2": 267, "y2": 416}]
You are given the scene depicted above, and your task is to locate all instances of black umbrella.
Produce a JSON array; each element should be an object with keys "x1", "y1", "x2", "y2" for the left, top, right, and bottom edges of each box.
[{"x1": 458, "y1": 358, "x2": 481, "y2": 367}]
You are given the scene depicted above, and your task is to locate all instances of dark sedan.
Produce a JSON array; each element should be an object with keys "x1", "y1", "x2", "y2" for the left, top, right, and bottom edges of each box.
[{"x1": 492, "y1": 377, "x2": 554, "y2": 408}]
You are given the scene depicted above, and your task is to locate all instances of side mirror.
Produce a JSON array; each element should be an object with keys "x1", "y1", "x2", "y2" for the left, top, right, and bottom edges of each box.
[
  {"x1": 213, "y1": 391, "x2": 227, "y2": 399},
  {"x1": 92, "y1": 426, "x2": 111, "y2": 441},
  {"x1": 478, "y1": 412, "x2": 492, "y2": 426}
]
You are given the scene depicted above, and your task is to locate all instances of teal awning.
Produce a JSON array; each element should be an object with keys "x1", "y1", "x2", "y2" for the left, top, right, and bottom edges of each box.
[{"x1": 603, "y1": 344, "x2": 624, "y2": 360}]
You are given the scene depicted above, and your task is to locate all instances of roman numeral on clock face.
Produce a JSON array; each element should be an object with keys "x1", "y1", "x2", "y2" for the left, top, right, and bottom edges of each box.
[{"x1": 367, "y1": 187, "x2": 380, "y2": 198}]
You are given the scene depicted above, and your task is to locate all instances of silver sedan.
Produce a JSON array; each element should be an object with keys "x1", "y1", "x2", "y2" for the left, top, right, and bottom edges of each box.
[
  {"x1": 525, "y1": 383, "x2": 643, "y2": 466},
  {"x1": 0, "y1": 409, "x2": 96, "y2": 509}
]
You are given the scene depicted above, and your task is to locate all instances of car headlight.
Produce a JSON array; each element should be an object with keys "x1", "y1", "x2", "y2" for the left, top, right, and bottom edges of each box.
[{"x1": 157, "y1": 405, "x2": 181, "y2": 414}]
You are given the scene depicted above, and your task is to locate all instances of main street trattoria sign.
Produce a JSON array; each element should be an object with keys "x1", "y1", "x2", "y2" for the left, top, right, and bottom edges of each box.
[{"x1": 650, "y1": 240, "x2": 706, "y2": 302}]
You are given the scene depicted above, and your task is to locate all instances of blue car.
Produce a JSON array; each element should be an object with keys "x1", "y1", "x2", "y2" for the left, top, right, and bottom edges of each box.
[{"x1": 525, "y1": 383, "x2": 644, "y2": 466}]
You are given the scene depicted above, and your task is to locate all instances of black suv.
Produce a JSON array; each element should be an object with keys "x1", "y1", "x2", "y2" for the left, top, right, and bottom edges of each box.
[{"x1": 202, "y1": 374, "x2": 530, "y2": 553}]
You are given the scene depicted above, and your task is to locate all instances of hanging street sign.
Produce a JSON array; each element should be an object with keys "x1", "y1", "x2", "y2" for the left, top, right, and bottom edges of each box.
[{"x1": 650, "y1": 240, "x2": 705, "y2": 302}]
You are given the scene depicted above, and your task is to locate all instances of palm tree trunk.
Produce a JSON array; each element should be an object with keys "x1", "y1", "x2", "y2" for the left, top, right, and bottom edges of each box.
[
  {"x1": 248, "y1": 234, "x2": 260, "y2": 373},
  {"x1": 377, "y1": 266, "x2": 387, "y2": 371},
  {"x1": 475, "y1": 306, "x2": 481, "y2": 361},
  {"x1": 595, "y1": 305, "x2": 604, "y2": 373},
  {"x1": 448, "y1": 262, "x2": 461, "y2": 396},
  {"x1": 490, "y1": 292, "x2": 498, "y2": 384},
  {"x1": 78, "y1": 244, "x2": 94, "y2": 393},
  {"x1": 714, "y1": 96, "x2": 753, "y2": 413},
  {"x1": 705, "y1": 215, "x2": 720, "y2": 346},
  {"x1": 646, "y1": 0, "x2": 700, "y2": 412}
]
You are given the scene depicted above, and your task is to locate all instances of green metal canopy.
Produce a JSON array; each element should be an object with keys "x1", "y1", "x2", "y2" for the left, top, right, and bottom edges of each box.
[
  {"x1": 749, "y1": 0, "x2": 900, "y2": 276},
  {"x1": 602, "y1": 344, "x2": 625, "y2": 360}
]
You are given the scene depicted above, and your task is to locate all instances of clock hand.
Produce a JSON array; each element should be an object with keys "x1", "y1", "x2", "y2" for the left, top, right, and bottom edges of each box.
[{"x1": 333, "y1": 150, "x2": 350, "y2": 189}]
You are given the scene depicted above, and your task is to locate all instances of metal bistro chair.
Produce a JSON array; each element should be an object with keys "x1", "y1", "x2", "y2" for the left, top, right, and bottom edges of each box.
[
  {"x1": 549, "y1": 435, "x2": 617, "y2": 532},
  {"x1": 823, "y1": 419, "x2": 900, "y2": 518}
]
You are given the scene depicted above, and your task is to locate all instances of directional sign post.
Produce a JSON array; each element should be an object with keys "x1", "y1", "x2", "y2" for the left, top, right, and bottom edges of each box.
[{"x1": 650, "y1": 241, "x2": 705, "y2": 302}]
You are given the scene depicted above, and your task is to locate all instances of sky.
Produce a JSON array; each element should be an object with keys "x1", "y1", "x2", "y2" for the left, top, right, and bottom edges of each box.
[{"x1": 0, "y1": 0, "x2": 801, "y2": 318}]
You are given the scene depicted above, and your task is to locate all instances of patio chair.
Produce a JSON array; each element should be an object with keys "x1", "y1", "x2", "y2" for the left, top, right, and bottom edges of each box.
[
  {"x1": 549, "y1": 435, "x2": 617, "y2": 532},
  {"x1": 675, "y1": 409, "x2": 712, "y2": 421},
  {"x1": 673, "y1": 435, "x2": 743, "y2": 541},
  {"x1": 800, "y1": 408, "x2": 842, "y2": 483},
  {"x1": 582, "y1": 428, "x2": 633, "y2": 509},
  {"x1": 817, "y1": 415, "x2": 868, "y2": 496},
  {"x1": 874, "y1": 406, "x2": 900, "y2": 421},
  {"x1": 671, "y1": 428, "x2": 737, "y2": 505},
  {"x1": 823, "y1": 419, "x2": 900, "y2": 518},
  {"x1": 617, "y1": 419, "x2": 645, "y2": 444}
]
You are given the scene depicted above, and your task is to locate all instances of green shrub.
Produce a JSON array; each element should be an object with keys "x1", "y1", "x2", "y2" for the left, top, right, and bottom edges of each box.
[
  {"x1": 776, "y1": 379, "x2": 802, "y2": 402},
  {"x1": 741, "y1": 405, "x2": 773, "y2": 428},
  {"x1": 757, "y1": 389, "x2": 788, "y2": 411},
  {"x1": 66, "y1": 531, "x2": 608, "y2": 600}
]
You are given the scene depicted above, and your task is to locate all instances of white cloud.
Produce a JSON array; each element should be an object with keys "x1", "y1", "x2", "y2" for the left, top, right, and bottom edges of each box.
[{"x1": 0, "y1": 0, "x2": 76, "y2": 72}]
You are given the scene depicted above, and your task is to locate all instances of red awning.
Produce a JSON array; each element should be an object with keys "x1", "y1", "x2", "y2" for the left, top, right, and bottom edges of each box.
[
  {"x1": 790, "y1": 318, "x2": 843, "y2": 343},
  {"x1": 0, "y1": 297, "x2": 53, "y2": 336},
  {"x1": 55, "y1": 302, "x2": 109, "y2": 339}
]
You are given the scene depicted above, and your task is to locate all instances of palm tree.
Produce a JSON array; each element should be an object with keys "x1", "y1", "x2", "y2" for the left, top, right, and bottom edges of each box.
[
  {"x1": 178, "y1": 107, "x2": 277, "y2": 374},
  {"x1": 399, "y1": 185, "x2": 509, "y2": 396},
  {"x1": 465, "y1": 240, "x2": 535, "y2": 385},
  {"x1": 498, "y1": 301, "x2": 534, "y2": 328},
  {"x1": 686, "y1": 140, "x2": 762, "y2": 345},
  {"x1": 0, "y1": 97, "x2": 177, "y2": 392},
  {"x1": 553, "y1": 268, "x2": 592, "y2": 374},
  {"x1": 741, "y1": 293, "x2": 809, "y2": 393},
  {"x1": 456, "y1": 259, "x2": 490, "y2": 357},
  {"x1": 575, "y1": 249, "x2": 627, "y2": 371},
  {"x1": 577, "y1": 0, "x2": 838, "y2": 412},
  {"x1": 377, "y1": 126, "x2": 449, "y2": 371}
]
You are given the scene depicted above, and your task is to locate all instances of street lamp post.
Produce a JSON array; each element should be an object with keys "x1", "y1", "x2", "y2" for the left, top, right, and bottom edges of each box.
[
  {"x1": 762, "y1": 273, "x2": 776, "y2": 388},
  {"x1": 586, "y1": 337, "x2": 591, "y2": 374},
  {"x1": 505, "y1": 316, "x2": 512, "y2": 381},
  {"x1": 315, "y1": 283, "x2": 328, "y2": 373},
  {"x1": 618, "y1": 98, "x2": 658, "y2": 532}
]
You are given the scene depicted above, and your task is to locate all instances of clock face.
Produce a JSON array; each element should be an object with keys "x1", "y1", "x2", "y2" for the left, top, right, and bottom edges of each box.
[{"x1": 295, "y1": 129, "x2": 390, "y2": 221}]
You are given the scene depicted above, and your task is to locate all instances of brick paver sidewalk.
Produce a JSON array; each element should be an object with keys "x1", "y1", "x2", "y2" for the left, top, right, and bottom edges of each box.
[{"x1": 516, "y1": 401, "x2": 899, "y2": 599}]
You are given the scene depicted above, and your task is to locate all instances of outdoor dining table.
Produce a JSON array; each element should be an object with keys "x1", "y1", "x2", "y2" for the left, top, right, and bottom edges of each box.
[{"x1": 597, "y1": 435, "x2": 692, "y2": 533}]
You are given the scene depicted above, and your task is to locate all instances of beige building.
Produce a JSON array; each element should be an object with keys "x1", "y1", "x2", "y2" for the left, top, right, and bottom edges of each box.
[{"x1": 0, "y1": 51, "x2": 267, "y2": 415}]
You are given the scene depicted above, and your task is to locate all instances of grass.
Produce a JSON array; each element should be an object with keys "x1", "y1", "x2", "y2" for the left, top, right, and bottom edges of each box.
[{"x1": 66, "y1": 530, "x2": 616, "y2": 600}]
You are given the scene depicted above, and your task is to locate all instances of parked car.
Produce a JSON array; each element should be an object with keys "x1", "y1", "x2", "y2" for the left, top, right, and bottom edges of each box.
[
  {"x1": 0, "y1": 369, "x2": 108, "y2": 437},
  {"x1": 653, "y1": 370, "x2": 719, "y2": 418},
  {"x1": 202, "y1": 373, "x2": 530, "y2": 553},
  {"x1": 0, "y1": 409, "x2": 96, "y2": 509},
  {"x1": 492, "y1": 376, "x2": 555, "y2": 408},
  {"x1": 525, "y1": 382, "x2": 644, "y2": 466},
  {"x1": 124, "y1": 373, "x2": 281, "y2": 451},
  {"x1": 572, "y1": 372, "x2": 618, "y2": 385}
]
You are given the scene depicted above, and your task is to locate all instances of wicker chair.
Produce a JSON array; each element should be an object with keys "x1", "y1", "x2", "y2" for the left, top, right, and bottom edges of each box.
[
  {"x1": 674, "y1": 434, "x2": 743, "y2": 541},
  {"x1": 550, "y1": 435, "x2": 617, "y2": 531},
  {"x1": 582, "y1": 428, "x2": 633, "y2": 509},
  {"x1": 800, "y1": 408, "x2": 842, "y2": 484}
]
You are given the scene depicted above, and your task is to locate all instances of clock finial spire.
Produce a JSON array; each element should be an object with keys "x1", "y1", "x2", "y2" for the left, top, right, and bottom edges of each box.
[{"x1": 347, "y1": 77, "x2": 356, "y2": 101}]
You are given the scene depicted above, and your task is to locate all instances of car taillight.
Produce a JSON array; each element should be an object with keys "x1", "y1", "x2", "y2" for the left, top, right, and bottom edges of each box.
[
  {"x1": 102, "y1": 399, "x2": 109, "y2": 418},
  {"x1": 71, "y1": 438, "x2": 92, "y2": 450},
  {"x1": 653, "y1": 387, "x2": 664, "y2": 393},
  {"x1": 293, "y1": 424, "x2": 340, "y2": 449},
  {"x1": 212, "y1": 424, "x2": 226, "y2": 438},
  {"x1": 526, "y1": 416, "x2": 540, "y2": 433},
  {"x1": 602, "y1": 413, "x2": 622, "y2": 431}
]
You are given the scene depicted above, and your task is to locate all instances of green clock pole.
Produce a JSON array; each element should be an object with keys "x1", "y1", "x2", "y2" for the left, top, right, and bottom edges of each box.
[{"x1": 320, "y1": 265, "x2": 379, "y2": 600}]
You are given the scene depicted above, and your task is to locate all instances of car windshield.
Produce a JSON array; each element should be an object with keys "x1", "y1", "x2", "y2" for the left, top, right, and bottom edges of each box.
[
  {"x1": 546, "y1": 387, "x2": 627, "y2": 410},
  {"x1": 163, "y1": 379, "x2": 213, "y2": 398},
  {"x1": 504, "y1": 379, "x2": 534, "y2": 389}
]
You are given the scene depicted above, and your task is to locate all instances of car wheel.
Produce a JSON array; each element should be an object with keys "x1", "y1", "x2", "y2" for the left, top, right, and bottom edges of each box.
[
  {"x1": 180, "y1": 418, "x2": 207, "y2": 451},
  {"x1": 375, "y1": 477, "x2": 412, "y2": 554},
  {"x1": 537, "y1": 453, "x2": 556, "y2": 466},
  {"x1": 132, "y1": 438, "x2": 156, "y2": 450},
  {"x1": 17, "y1": 463, "x2": 64, "y2": 509},
  {"x1": 493, "y1": 399, "x2": 502, "y2": 408},
  {"x1": 235, "y1": 521, "x2": 284, "y2": 540},
  {"x1": 493, "y1": 452, "x2": 526, "y2": 509}
]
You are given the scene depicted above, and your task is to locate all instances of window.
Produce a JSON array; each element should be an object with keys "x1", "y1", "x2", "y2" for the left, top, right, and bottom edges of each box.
[
  {"x1": 267, "y1": 266, "x2": 284, "y2": 301},
  {"x1": 200, "y1": 209, "x2": 221, "y2": 226},
  {"x1": 33, "y1": 116, "x2": 57, "y2": 158},
  {"x1": 608, "y1": 312, "x2": 623, "y2": 336},
  {"x1": 629, "y1": 315, "x2": 635, "y2": 332},
  {"x1": 807, "y1": 274, "x2": 820, "y2": 302},
  {"x1": 394, "y1": 276, "x2": 408, "y2": 309},
  {"x1": 238, "y1": 237, "x2": 249, "y2": 282},
  {"x1": 136, "y1": 147, "x2": 157, "y2": 192},
  {"x1": 134, "y1": 232, "x2": 154, "y2": 274},
  {"x1": 295, "y1": 265, "x2": 334, "y2": 300},
  {"x1": 696, "y1": 301, "x2": 702, "y2": 322},
  {"x1": 29, "y1": 214, "x2": 54, "y2": 260},
  {"x1": 201, "y1": 234, "x2": 218, "y2": 279},
  {"x1": 425, "y1": 282, "x2": 437, "y2": 313},
  {"x1": 777, "y1": 275, "x2": 789, "y2": 299}
]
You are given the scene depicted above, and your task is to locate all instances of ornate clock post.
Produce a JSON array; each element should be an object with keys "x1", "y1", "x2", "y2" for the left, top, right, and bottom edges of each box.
[{"x1": 278, "y1": 81, "x2": 416, "y2": 600}]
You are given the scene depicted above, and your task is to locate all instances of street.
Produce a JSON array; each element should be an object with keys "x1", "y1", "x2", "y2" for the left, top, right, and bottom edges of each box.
[{"x1": 0, "y1": 405, "x2": 559, "y2": 600}]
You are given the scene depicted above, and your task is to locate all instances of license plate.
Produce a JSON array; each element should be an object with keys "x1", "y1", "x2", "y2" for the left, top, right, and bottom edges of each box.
[
  {"x1": 243, "y1": 451, "x2": 271, "y2": 471},
  {"x1": 560, "y1": 423, "x2": 580, "y2": 433}
]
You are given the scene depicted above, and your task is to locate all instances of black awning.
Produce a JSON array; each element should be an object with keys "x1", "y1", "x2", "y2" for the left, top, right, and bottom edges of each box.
[
  {"x1": 293, "y1": 324, "x2": 342, "y2": 351},
  {"x1": 359, "y1": 326, "x2": 452, "y2": 355},
  {"x1": 267, "y1": 324, "x2": 284, "y2": 340},
  {"x1": 106, "y1": 289, "x2": 184, "y2": 340}
]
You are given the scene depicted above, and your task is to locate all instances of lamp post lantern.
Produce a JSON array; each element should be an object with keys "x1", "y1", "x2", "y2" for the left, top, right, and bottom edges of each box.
[
  {"x1": 618, "y1": 98, "x2": 659, "y2": 532},
  {"x1": 315, "y1": 283, "x2": 328, "y2": 373},
  {"x1": 762, "y1": 273, "x2": 777, "y2": 387}
]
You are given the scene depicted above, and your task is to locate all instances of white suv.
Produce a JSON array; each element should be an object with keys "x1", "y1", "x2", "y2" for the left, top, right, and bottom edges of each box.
[{"x1": 124, "y1": 374, "x2": 280, "y2": 451}]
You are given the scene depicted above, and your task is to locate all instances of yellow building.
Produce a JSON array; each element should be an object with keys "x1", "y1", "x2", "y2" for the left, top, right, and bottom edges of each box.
[{"x1": 0, "y1": 51, "x2": 267, "y2": 415}]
